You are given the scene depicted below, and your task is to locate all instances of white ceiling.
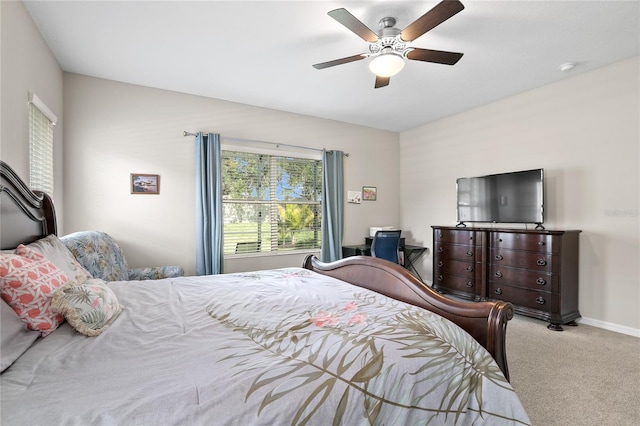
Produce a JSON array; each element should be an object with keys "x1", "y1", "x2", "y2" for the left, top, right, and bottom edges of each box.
[{"x1": 24, "y1": 0, "x2": 640, "y2": 132}]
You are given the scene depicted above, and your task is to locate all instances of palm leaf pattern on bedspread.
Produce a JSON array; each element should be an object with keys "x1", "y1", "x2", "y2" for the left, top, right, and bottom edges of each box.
[{"x1": 205, "y1": 269, "x2": 530, "y2": 426}]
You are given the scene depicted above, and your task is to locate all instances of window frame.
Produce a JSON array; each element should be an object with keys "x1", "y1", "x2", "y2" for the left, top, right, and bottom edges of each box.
[
  {"x1": 221, "y1": 143, "x2": 323, "y2": 257},
  {"x1": 28, "y1": 93, "x2": 57, "y2": 195}
]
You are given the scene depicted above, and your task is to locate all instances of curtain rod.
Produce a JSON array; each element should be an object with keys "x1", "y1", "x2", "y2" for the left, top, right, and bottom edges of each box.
[{"x1": 183, "y1": 131, "x2": 349, "y2": 157}]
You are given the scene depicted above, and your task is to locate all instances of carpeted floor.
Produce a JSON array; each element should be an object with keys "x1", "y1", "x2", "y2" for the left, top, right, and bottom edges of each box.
[{"x1": 506, "y1": 315, "x2": 640, "y2": 425}]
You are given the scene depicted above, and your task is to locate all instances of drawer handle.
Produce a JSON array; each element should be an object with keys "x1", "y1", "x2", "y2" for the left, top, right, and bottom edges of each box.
[
  {"x1": 466, "y1": 281, "x2": 473, "y2": 288},
  {"x1": 466, "y1": 266, "x2": 474, "y2": 272},
  {"x1": 498, "y1": 238, "x2": 503, "y2": 242},
  {"x1": 466, "y1": 251, "x2": 473, "y2": 257},
  {"x1": 495, "y1": 254, "x2": 503, "y2": 261},
  {"x1": 536, "y1": 297, "x2": 545, "y2": 305},
  {"x1": 494, "y1": 271, "x2": 503, "y2": 278},
  {"x1": 494, "y1": 288, "x2": 503, "y2": 295},
  {"x1": 536, "y1": 259, "x2": 547, "y2": 266},
  {"x1": 536, "y1": 277, "x2": 547, "y2": 286},
  {"x1": 437, "y1": 275, "x2": 443, "y2": 281},
  {"x1": 469, "y1": 236, "x2": 473, "y2": 241},
  {"x1": 538, "y1": 241, "x2": 546, "y2": 246},
  {"x1": 438, "y1": 261, "x2": 443, "y2": 267},
  {"x1": 437, "y1": 246, "x2": 443, "y2": 253}
]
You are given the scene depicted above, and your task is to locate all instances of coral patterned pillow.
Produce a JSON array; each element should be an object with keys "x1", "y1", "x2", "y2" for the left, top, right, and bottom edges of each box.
[{"x1": 0, "y1": 248, "x2": 69, "y2": 336}]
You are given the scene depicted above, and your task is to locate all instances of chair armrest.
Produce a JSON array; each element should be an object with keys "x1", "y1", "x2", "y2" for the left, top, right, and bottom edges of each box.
[{"x1": 127, "y1": 266, "x2": 185, "y2": 280}]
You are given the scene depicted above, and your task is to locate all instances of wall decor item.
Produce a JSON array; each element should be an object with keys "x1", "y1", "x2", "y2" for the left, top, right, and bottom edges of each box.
[
  {"x1": 362, "y1": 186, "x2": 377, "y2": 201},
  {"x1": 131, "y1": 174, "x2": 159, "y2": 194},
  {"x1": 347, "y1": 191, "x2": 362, "y2": 204}
]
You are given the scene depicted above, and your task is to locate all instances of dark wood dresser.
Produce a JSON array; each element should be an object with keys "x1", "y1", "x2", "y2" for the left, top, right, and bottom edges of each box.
[
  {"x1": 432, "y1": 226, "x2": 581, "y2": 330},
  {"x1": 432, "y1": 228, "x2": 484, "y2": 301}
]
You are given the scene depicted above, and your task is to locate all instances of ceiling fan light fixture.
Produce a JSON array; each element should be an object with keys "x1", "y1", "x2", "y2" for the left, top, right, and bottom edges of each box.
[{"x1": 369, "y1": 53, "x2": 405, "y2": 77}]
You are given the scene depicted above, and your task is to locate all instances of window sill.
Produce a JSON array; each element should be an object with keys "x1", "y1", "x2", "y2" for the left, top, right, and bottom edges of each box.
[{"x1": 226, "y1": 249, "x2": 320, "y2": 259}]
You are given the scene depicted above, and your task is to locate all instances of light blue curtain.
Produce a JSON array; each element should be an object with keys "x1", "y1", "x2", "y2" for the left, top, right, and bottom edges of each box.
[
  {"x1": 321, "y1": 150, "x2": 344, "y2": 262},
  {"x1": 195, "y1": 133, "x2": 224, "y2": 275}
]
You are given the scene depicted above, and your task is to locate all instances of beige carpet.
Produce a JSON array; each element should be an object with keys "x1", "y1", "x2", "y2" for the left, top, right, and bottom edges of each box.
[{"x1": 506, "y1": 315, "x2": 640, "y2": 425}]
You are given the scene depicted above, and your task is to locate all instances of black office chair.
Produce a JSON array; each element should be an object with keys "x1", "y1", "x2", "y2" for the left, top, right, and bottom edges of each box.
[{"x1": 371, "y1": 230, "x2": 401, "y2": 264}]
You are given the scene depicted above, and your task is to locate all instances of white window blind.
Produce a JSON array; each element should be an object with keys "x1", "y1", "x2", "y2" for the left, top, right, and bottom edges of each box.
[
  {"x1": 222, "y1": 150, "x2": 322, "y2": 255},
  {"x1": 28, "y1": 94, "x2": 56, "y2": 195}
]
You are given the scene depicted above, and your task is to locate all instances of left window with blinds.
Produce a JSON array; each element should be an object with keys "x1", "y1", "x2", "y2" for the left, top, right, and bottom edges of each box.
[{"x1": 29, "y1": 93, "x2": 57, "y2": 195}]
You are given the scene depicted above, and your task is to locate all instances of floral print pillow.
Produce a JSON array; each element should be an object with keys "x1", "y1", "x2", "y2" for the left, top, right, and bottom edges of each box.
[
  {"x1": 52, "y1": 278, "x2": 123, "y2": 337},
  {"x1": 0, "y1": 248, "x2": 68, "y2": 336}
]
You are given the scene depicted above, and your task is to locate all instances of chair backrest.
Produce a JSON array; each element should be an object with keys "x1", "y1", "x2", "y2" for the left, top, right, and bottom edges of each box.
[
  {"x1": 371, "y1": 230, "x2": 401, "y2": 264},
  {"x1": 235, "y1": 241, "x2": 261, "y2": 254},
  {"x1": 60, "y1": 231, "x2": 129, "y2": 281}
]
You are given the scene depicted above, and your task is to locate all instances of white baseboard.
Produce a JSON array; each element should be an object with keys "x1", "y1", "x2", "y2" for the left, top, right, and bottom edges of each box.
[
  {"x1": 421, "y1": 280, "x2": 640, "y2": 338},
  {"x1": 577, "y1": 317, "x2": 640, "y2": 338}
]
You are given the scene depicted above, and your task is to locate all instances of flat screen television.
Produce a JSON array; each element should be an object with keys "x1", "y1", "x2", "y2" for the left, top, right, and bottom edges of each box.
[{"x1": 456, "y1": 168, "x2": 544, "y2": 226}]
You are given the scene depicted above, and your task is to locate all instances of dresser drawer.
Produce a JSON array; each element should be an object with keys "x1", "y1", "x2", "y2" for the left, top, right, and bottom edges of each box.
[
  {"x1": 435, "y1": 243, "x2": 481, "y2": 261},
  {"x1": 435, "y1": 229, "x2": 479, "y2": 245},
  {"x1": 491, "y1": 232, "x2": 559, "y2": 254},
  {"x1": 434, "y1": 259, "x2": 481, "y2": 279},
  {"x1": 490, "y1": 249, "x2": 559, "y2": 273},
  {"x1": 434, "y1": 273, "x2": 479, "y2": 294},
  {"x1": 488, "y1": 283, "x2": 559, "y2": 312},
  {"x1": 488, "y1": 265, "x2": 559, "y2": 293}
]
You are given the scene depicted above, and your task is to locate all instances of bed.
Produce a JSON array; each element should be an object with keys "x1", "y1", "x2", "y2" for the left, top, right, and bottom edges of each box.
[{"x1": 1, "y1": 160, "x2": 530, "y2": 425}]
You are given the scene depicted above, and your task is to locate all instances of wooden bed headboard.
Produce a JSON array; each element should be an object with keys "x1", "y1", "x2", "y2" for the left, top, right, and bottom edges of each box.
[{"x1": 0, "y1": 160, "x2": 57, "y2": 250}]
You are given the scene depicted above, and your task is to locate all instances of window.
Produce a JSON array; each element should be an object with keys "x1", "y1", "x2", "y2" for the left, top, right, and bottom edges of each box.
[
  {"x1": 28, "y1": 93, "x2": 56, "y2": 194},
  {"x1": 222, "y1": 150, "x2": 322, "y2": 255}
]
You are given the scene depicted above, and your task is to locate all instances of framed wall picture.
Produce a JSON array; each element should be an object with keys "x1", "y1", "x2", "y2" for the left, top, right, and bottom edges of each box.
[
  {"x1": 131, "y1": 174, "x2": 160, "y2": 194},
  {"x1": 347, "y1": 190, "x2": 362, "y2": 204},
  {"x1": 362, "y1": 186, "x2": 377, "y2": 201}
]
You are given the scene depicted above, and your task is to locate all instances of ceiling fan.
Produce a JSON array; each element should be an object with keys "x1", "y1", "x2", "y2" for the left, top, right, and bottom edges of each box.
[{"x1": 313, "y1": 0, "x2": 465, "y2": 88}]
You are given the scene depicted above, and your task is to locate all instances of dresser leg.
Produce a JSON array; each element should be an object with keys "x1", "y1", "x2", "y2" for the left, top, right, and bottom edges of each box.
[{"x1": 547, "y1": 320, "x2": 579, "y2": 331}]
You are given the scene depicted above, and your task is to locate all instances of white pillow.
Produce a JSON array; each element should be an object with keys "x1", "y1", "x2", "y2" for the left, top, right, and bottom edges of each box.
[
  {"x1": 1, "y1": 300, "x2": 40, "y2": 372},
  {"x1": 20, "y1": 234, "x2": 90, "y2": 283}
]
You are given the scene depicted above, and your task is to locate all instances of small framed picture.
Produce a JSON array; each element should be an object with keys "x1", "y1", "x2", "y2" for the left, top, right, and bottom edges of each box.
[
  {"x1": 362, "y1": 186, "x2": 377, "y2": 201},
  {"x1": 347, "y1": 191, "x2": 362, "y2": 204},
  {"x1": 131, "y1": 174, "x2": 160, "y2": 194}
]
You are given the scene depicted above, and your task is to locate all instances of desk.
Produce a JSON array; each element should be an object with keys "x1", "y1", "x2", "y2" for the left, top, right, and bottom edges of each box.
[
  {"x1": 342, "y1": 243, "x2": 428, "y2": 282},
  {"x1": 342, "y1": 244, "x2": 370, "y2": 257},
  {"x1": 402, "y1": 245, "x2": 428, "y2": 282}
]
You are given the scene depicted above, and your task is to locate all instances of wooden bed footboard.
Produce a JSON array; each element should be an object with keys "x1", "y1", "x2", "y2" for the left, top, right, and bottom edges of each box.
[{"x1": 303, "y1": 254, "x2": 514, "y2": 381}]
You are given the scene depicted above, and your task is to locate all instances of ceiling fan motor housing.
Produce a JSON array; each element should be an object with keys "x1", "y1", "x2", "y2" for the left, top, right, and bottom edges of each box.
[{"x1": 369, "y1": 17, "x2": 407, "y2": 56}]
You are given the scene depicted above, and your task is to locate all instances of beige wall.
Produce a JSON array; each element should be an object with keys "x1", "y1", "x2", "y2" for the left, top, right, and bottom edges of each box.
[
  {"x1": 0, "y1": 0, "x2": 64, "y2": 223},
  {"x1": 63, "y1": 73, "x2": 400, "y2": 275},
  {"x1": 400, "y1": 56, "x2": 640, "y2": 334}
]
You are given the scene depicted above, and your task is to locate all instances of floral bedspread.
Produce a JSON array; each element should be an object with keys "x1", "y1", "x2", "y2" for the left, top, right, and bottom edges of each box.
[{"x1": 1, "y1": 268, "x2": 530, "y2": 425}]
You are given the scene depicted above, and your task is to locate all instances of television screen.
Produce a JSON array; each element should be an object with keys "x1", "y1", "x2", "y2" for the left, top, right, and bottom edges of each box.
[{"x1": 456, "y1": 169, "x2": 544, "y2": 225}]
